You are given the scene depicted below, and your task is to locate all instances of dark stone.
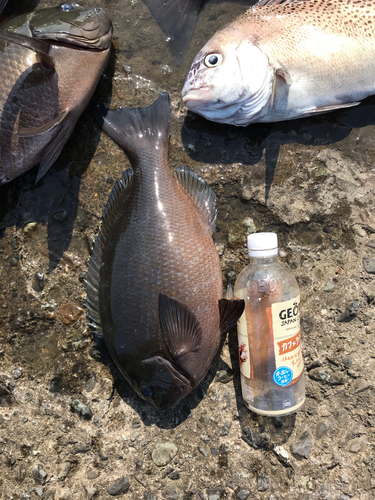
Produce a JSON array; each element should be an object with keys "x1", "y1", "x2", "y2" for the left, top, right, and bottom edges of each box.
[
  {"x1": 169, "y1": 471, "x2": 180, "y2": 480},
  {"x1": 290, "y1": 432, "x2": 312, "y2": 460},
  {"x1": 32, "y1": 464, "x2": 47, "y2": 485},
  {"x1": 206, "y1": 489, "x2": 223, "y2": 500},
  {"x1": 301, "y1": 315, "x2": 314, "y2": 334},
  {"x1": 70, "y1": 400, "x2": 92, "y2": 420},
  {"x1": 144, "y1": 492, "x2": 157, "y2": 500},
  {"x1": 198, "y1": 447, "x2": 208, "y2": 457},
  {"x1": 210, "y1": 448, "x2": 219, "y2": 456},
  {"x1": 215, "y1": 369, "x2": 233, "y2": 384},
  {"x1": 237, "y1": 490, "x2": 251, "y2": 500},
  {"x1": 107, "y1": 477, "x2": 130, "y2": 496},
  {"x1": 363, "y1": 257, "x2": 375, "y2": 274},
  {"x1": 49, "y1": 377, "x2": 63, "y2": 393},
  {"x1": 257, "y1": 473, "x2": 270, "y2": 492},
  {"x1": 218, "y1": 421, "x2": 232, "y2": 437},
  {"x1": 342, "y1": 358, "x2": 352, "y2": 368}
]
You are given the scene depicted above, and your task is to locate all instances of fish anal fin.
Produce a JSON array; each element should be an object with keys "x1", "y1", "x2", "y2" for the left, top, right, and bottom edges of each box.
[
  {"x1": 16, "y1": 110, "x2": 69, "y2": 138},
  {"x1": 0, "y1": 30, "x2": 54, "y2": 67},
  {"x1": 174, "y1": 165, "x2": 217, "y2": 233},
  {"x1": 36, "y1": 117, "x2": 73, "y2": 183},
  {"x1": 219, "y1": 298, "x2": 245, "y2": 335},
  {"x1": 302, "y1": 102, "x2": 361, "y2": 115},
  {"x1": 84, "y1": 168, "x2": 134, "y2": 336},
  {"x1": 143, "y1": 0, "x2": 202, "y2": 64},
  {"x1": 158, "y1": 293, "x2": 202, "y2": 360}
]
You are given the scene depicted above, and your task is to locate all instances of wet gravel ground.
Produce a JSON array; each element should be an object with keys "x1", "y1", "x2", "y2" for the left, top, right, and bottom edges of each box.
[{"x1": 1, "y1": 0, "x2": 375, "y2": 499}]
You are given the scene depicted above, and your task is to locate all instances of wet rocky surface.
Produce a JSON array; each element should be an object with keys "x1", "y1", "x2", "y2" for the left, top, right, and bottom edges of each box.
[{"x1": 1, "y1": 0, "x2": 375, "y2": 499}]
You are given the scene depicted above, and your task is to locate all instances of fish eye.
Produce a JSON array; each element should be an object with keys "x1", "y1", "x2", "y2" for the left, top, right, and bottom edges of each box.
[
  {"x1": 60, "y1": 3, "x2": 75, "y2": 11},
  {"x1": 204, "y1": 53, "x2": 222, "y2": 68}
]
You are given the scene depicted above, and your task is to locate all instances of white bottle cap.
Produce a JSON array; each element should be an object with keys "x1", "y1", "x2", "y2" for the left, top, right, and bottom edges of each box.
[{"x1": 247, "y1": 232, "x2": 278, "y2": 258}]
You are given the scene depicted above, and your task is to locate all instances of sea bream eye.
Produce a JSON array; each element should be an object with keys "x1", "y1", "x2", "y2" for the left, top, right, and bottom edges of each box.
[
  {"x1": 204, "y1": 53, "x2": 222, "y2": 68},
  {"x1": 60, "y1": 3, "x2": 75, "y2": 11}
]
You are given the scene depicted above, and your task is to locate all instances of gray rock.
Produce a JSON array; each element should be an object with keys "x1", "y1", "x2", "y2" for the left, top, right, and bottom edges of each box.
[
  {"x1": 218, "y1": 421, "x2": 232, "y2": 437},
  {"x1": 342, "y1": 358, "x2": 352, "y2": 368},
  {"x1": 219, "y1": 444, "x2": 232, "y2": 454},
  {"x1": 106, "y1": 477, "x2": 130, "y2": 496},
  {"x1": 215, "y1": 369, "x2": 233, "y2": 384},
  {"x1": 198, "y1": 447, "x2": 208, "y2": 457},
  {"x1": 21, "y1": 493, "x2": 31, "y2": 500},
  {"x1": 324, "y1": 281, "x2": 336, "y2": 292},
  {"x1": 206, "y1": 488, "x2": 223, "y2": 500},
  {"x1": 87, "y1": 469, "x2": 100, "y2": 480},
  {"x1": 291, "y1": 433, "x2": 312, "y2": 460},
  {"x1": 144, "y1": 492, "x2": 157, "y2": 500},
  {"x1": 162, "y1": 485, "x2": 180, "y2": 500},
  {"x1": 32, "y1": 464, "x2": 47, "y2": 485},
  {"x1": 363, "y1": 257, "x2": 375, "y2": 274},
  {"x1": 308, "y1": 368, "x2": 344, "y2": 385},
  {"x1": 58, "y1": 462, "x2": 71, "y2": 481},
  {"x1": 70, "y1": 400, "x2": 92, "y2": 420},
  {"x1": 257, "y1": 473, "x2": 270, "y2": 492},
  {"x1": 210, "y1": 448, "x2": 219, "y2": 456},
  {"x1": 84, "y1": 485, "x2": 98, "y2": 500},
  {"x1": 317, "y1": 421, "x2": 330, "y2": 438},
  {"x1": 237, "y1": 490, "x2": 251, "y2": 500},
  {"x1": 11, "y1": 367, "x2": 22, "y2": 379},
  {"x1": 152, "y1": 442, "x2": 178, "y2": 466},
  {"x1": 30, "y1": 487, "x2": 43, "y2": 497}
]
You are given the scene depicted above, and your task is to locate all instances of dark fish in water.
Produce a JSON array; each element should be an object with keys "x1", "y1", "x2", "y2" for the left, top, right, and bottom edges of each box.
[
  {"x1": 143, "y1": 0, "x2": 202, "y2": 64},
  {"x1": 0, "y1": 4, "x2": 113, "y2": 185},
  {"x1": 85, "y1": 93, "x2": 244, "y2": 410}
]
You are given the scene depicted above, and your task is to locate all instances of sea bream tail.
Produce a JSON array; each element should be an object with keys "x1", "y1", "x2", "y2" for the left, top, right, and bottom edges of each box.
[
  {"x1": 143, "y1": 0, "x2": 202, "y2": 65},
  {"x1": 96, "y1": 92, "x2": 171, "y2": 161}
]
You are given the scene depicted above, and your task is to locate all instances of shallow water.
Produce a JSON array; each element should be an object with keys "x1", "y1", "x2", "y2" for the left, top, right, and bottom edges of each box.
[{"x1": 1, "y1": 1, "x2": 375, "y2": 499}]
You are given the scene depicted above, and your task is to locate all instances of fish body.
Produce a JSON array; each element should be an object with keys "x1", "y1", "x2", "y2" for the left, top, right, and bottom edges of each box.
[
  {"x1": 85, "y1": 94, "x2": 244, "y2": 410},
  {"x1": 0, "y1": 4, "x2": 112, "y2": 184},
  {"x1": 182, "y1": 0, "x2": 375, "y2": 126}
]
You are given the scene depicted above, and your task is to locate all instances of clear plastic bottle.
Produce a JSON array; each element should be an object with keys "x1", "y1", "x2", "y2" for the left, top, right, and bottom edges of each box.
[{"x1": 234, "y1": 232, "x2": 305, "y2": 416}]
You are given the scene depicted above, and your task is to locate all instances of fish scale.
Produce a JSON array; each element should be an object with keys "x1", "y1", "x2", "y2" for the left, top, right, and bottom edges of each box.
[{"x1": 182, "y1": 0, "x2": 375, "y2": 126}]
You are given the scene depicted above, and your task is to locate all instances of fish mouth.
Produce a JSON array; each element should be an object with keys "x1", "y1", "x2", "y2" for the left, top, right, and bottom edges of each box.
[
  {"x1": 182, "y1": 88, "x2": 213, "y2": 110},
  {"x1": 32, "y1": 7, "x2": 113, "y2": 50}
]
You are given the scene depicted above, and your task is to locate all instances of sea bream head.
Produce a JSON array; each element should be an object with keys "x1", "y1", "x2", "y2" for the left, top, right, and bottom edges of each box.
[
  {"x1": 29, "y1": 3, "x2": 112, "y2": 50},
  {"x1": 182, "y1": 25, "x2": 275, "y2": 126}
]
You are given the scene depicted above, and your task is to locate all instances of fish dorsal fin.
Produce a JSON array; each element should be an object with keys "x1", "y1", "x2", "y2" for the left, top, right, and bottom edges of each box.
[
  {"x1": 95, "y1": 93, "x2": 171, "y2": 161},
  {"x1": 0, "y1": 30, "x2": 54, "y2": 67},
  {"x1": 174, "y1": 165, "x2": 217, "y2": 233},
  {"x1": 158, "y1": 293, "x2": 202, "y2": 360},
  {"x1": 143, "y1": 0, "x2": 202, "y2": 65},
  {"x1": 85, "y1": 169, "x2": 134, "y2": 336},
  {"x1": 219, "y1": 298, "x2": 245, "y2": 335}
]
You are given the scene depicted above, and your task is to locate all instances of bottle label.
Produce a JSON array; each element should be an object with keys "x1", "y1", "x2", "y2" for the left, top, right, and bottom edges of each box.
[
  {"x1": 270, "y1": 295, "x2": 303, "y2": 385},
  {"x1": 237, "y1": 310, "x2": 251, "y2": 379}
]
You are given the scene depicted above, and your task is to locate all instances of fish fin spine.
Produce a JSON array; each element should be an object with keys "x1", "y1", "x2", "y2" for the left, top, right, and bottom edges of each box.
[
  {"x1": 84, "y1": 168, "x2": 134, "y2": 336},
  {"x1": 158, "y1": 292, "x2": 202, "y2": 360},
  {"x1": 219, "y1": 298, "x2": 245, "y2": 335},
  {"x1": 16, "y1": 110, "x2": 69, "y2": 138},
  {"x1": 174, "y1": 165, "x2": 217, "y2": 233}
]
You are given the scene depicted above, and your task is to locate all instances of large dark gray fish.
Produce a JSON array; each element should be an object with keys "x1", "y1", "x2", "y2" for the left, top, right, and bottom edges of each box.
[
  {"x1": 85, "y1": 93, "x2": 244, "y2": 410},
  {"x1": 0, "y1": 4, "x2": 113, "y2": 185},
  {"x1": 142, "y1": 0, "x2": 202, "y2": 64}
]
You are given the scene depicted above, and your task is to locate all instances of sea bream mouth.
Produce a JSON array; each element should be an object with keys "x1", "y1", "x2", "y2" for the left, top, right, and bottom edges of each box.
[
  {"x1": 182, "y1": 87, "x2": 213, "y2": 110},
  {"x1": 32, "y1": 6, "x2": 113, "y2": 50}
]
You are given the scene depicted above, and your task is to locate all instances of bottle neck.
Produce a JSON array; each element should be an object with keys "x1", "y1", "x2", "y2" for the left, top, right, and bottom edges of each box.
[{"x1": 249, "y1": 254, "x2": 278, "y2": 265}]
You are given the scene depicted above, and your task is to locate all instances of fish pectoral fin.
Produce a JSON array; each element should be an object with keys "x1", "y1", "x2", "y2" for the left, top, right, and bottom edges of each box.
[
  {"x1": 36, "y1": 118, "x2": 74, "y2": 183},
  {"x1": 275, "y1": 65, "x2": 291, "y2": 86},
  {"x1": 219, "y1": 298, "x2": 245, "y2": 335},
  {"x1": 142, "y1": 0, "x2": 202, "y2": 64},
  {"x1": 302, "y1": 102, "x2": 361, "y2": 115},
  {"x1": 0, "y1": 30, "x2": 54, "y2": 68},
  {"x1": 84, "y1": 168, "x2": 134, "y2": 337},
  {"x1": 174, "y1": 165, "x2": 217, "y2": 233},
  {"x1": 159, "y1": 293, "x2": 202, "y2": 360},
  {"x1": 15, "y1": 110, "x2": 69, "y2": 138}
]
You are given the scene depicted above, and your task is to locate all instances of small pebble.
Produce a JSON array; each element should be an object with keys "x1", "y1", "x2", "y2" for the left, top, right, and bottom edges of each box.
[
  {"x1": 218, "y1": 421, "x2": 232, "y2": 437},
  {"x1": 198, "y1": 447, "x2": 208, "y2": 457},
  {"x1": 107, "y1": 477, "x2": 130, "y2": 496},
  {"x1": 11, "y1": 367, "x2": 23, "y2": 380},
  {"x1": 58, "y1": 303, "x2": 83, "y2": 324},
  {"x1": 70, "y1": 400, "x2": 92, "y2": 420},
  {"x1": 207, "y1": 488, "x2": 223, "y2": 500},
  {"x1": 237, "y1": 490, "x2": 251, "y2": 500},
  {"x1": 257, "y1": 473, "x2": 270, "y2": 492},
  {"x1": 152, "y1": 442, "x2": 178, "y2": 466},
  {"x1": 363, "y1": 257, "x2": 375, "y2": 274},
  {"x1": 32, "y1": 464, "x2": 47, "y2": 485}
]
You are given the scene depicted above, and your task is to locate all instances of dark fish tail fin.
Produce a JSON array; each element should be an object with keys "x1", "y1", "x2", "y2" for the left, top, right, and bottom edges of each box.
[
  {"x1": 143, "y1": 0, "x2": 202, "y2": 64},
  {"x1": 96, "y1": 93, "x2": 171, "y2": 161}
]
